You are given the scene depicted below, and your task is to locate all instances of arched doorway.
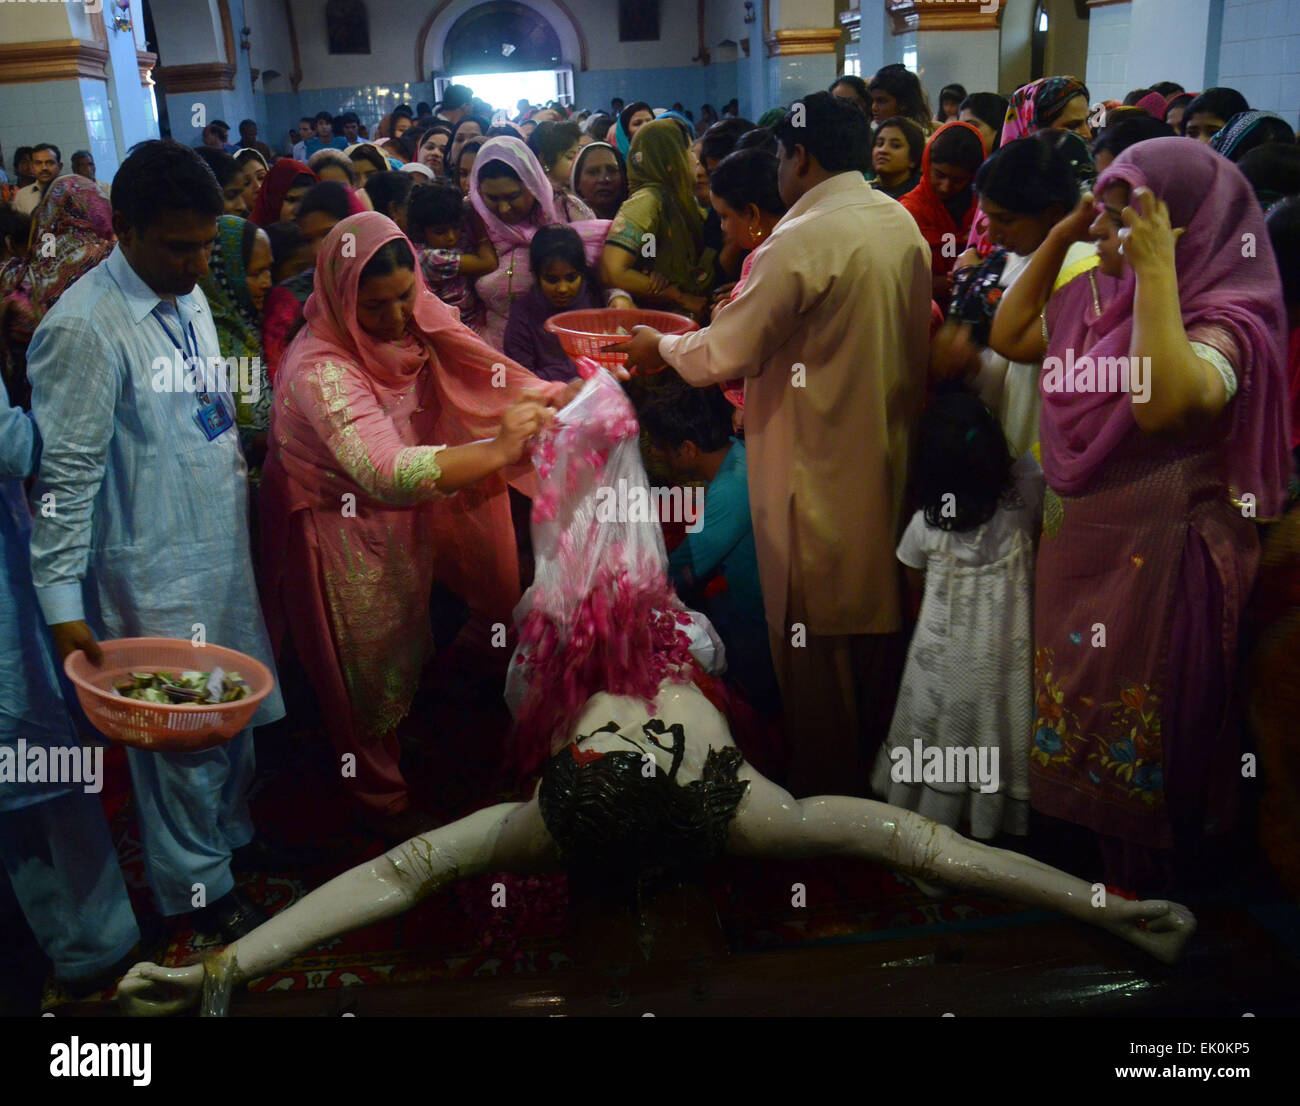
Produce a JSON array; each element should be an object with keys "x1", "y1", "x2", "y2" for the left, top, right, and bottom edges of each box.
[
  {"x1": 417, "y1": 0, "x2": 586, "y2": 81},
  {"x1": 444, "y1": 1, "x2": 563, "y2": 72}
]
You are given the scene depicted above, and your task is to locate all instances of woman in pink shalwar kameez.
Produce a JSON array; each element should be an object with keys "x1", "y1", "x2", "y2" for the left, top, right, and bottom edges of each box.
[{"x1": 260, "y1": 213, "x2": 569, "y2": 838}]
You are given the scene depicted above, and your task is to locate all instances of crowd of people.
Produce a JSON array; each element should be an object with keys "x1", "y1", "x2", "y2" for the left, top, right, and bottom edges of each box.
[{"x1": 3, "y1": 66, "x2": 1299, "y2": 998}]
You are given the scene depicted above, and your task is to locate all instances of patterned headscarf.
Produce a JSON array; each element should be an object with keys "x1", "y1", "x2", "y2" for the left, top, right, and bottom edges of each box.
[
  {"x1": 19, "y1": 175, "x2": 115, "y2": 324},
  {"x1": 200, "y1": 215, "x2": 261, "y2": 360},
  {"x1": 1210, "y1": 111, "x2": 1296, "y2": 162},
  {"x1": 1033, "y1": 76, "x2": 1090, "y2": 129},
  {"x1": 1000, "y1": 80, "x2": 1044, "y2": 147}
]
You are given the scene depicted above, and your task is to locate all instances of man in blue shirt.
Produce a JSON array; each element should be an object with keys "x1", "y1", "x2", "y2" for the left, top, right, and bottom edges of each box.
[
  {"x1": 638, "y1": 381, "x2": 780, "y2": 714},
  {"x1": 27, "y1": 140, "x2": 285, "y2": 945},
  {"x1": 303, "y1": 110, "x2": 347, "y2": 156}
]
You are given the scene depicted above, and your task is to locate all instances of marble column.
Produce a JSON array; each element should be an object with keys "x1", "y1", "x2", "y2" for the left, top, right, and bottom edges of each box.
[
  {"x1": 763, "y1": 0, "x2": 845, "y2": 108},
  {"x1": 150, "y1": 0, "x2": 257, "y2": 146},
  {"x1": 0, "y1": 1, "x2": 123, "y2": 185},
  {"x1": 901, "y1": 0, "x2": 1007, "y2": 115}
]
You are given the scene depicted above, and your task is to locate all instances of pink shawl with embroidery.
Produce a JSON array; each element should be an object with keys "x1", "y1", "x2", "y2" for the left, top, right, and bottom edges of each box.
[{"x1": 277, "y1": 211, "x2": 565, "y2": 618}]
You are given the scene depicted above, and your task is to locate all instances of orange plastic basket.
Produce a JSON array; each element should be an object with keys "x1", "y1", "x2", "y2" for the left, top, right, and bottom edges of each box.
[
  {"x1": 64, "y1": 638, "x2": 276, "y2": 752},
  {"x1": 545, "y1": 308, "x2": 699, "y2": 370}
]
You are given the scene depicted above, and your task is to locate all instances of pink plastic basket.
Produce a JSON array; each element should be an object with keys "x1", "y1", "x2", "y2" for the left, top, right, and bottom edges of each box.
[
  {"x1": 545, "y1": 308, "x2": 698, "y2": 370},
  {"x1": 64, "y1": 638, "x2": 275, "y2": 752}
]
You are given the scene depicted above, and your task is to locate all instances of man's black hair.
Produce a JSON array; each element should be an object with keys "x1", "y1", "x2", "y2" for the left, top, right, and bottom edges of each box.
[
  {"x1": 239, "y1": 118, "x2": 257, "y2": 132},
  {"x1": 314, "y1": 110, "x2": 335, "y2": 125},
  {"x1": 32, "y1": 142, "x2": 62, "y2": 163},
  {"x1": 13, "y1": 146, "x2": 33, "y2": 176},
  {"x1": 699, "y1": 117, "x2": 756, "y2": 165},
  {"x1": 338, "y1": 111, "x2": 360, "y2": 127},
  {"x1": 1150, "y1": 81, "x2": 1185, "y2": 98},
  {"x1": 193, "y1": 145, "x2": 243, "y2": 188},
  {"x1": 442, "y1": 84, "x2": 473, "y2": 110},
  {"x1": 393, "y1": 104, "x2": 414, "y2": 121},
  {"x1": 296, "y1": 180, "x2": 354, "y2": 223},
  {"x1": 773, "y1": 91, "x2": 871, "y2": 174},
  {"x1": 407, "y1": 181, "x2": 464, "y2": 237},
  {"x1": 110, "y1": 139, "x2": 223, "y2": 230},
  {"x1": 71, "y1": 149, "x2": 93, "y2": 165},
  {"x1": 637, "y1": 377, "x2": 734, "y2": 453}
]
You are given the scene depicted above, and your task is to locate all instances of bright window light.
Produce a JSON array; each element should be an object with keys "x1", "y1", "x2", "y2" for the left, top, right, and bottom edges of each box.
[
  {"x1": 903, "y1": 48, "x2": 918, "y2": 73},
  {"x1": 447, "y1": 70, "x2": 561, "y2": 109},
  {"x1": 1038, "y1": 9, "x2": 1049, "y2": 32}
]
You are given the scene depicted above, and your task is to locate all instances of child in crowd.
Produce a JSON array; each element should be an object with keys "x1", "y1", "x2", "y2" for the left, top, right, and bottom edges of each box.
[
  {"x1": 870, "y1": 387, "x2": 1042, "y2": 841},
  {"x1": 406, "y1": 181, "x2": 495, "y2": 333},
  {"x1": 503, "y1": 224, "x2": 603, "y2": 381},
  {"x1": 362, "y1": 170, "x2": 414, "y2": 234},
  {"x1": 637, "y1": 375, "x2": 780, "y2": 715},
  {"x1": 264, "y1": 221, "x2": 313, "y2": 285}
]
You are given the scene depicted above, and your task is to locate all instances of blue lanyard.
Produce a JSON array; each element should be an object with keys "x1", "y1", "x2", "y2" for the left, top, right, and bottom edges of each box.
[{"x1": 154, "y1": 303, "x2": 210, "y2": 400}]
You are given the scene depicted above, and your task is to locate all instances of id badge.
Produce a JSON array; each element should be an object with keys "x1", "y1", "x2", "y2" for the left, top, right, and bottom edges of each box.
[{"x1": 195, "y1": 397, "x2": 234, "y2": 441}]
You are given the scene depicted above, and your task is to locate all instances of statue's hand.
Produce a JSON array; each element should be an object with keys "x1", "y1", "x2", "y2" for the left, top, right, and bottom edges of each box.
[{"x1": 116, "y1": 961, "x2": 204, "y2": 1017}]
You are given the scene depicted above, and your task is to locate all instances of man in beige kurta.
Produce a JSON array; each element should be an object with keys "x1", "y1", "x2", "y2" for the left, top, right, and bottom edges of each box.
[{"x1": 618, "y1": 93, "x2": 932, "y2": 795}]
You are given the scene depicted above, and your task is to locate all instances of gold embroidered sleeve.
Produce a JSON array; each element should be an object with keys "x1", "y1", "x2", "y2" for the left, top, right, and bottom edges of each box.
[{"x1": 394, "y1": 445, "x2": 449, "y2": 500}]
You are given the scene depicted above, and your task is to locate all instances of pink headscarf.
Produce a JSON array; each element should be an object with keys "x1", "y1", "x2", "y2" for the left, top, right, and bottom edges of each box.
[
  {"x1": 1134, "y1": 91, "x2": 1168, "y2": 119},
  {"x1": 468, "y1": 135, "x2": 609, "y2": 263},
  {"x1": 289, "y1": 211, "x2": 566, "y2": 616},
  {"x1": 1040, "y1": 138, "x2": 1291, "y2": 514}
]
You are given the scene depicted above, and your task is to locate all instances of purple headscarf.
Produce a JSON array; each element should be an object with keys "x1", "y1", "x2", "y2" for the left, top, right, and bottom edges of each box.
[
  {"x1": 468, "y1": 135, "x2": 608, "y2": 264},
  {"x1": 1040, "y1": 138, "x2": 1291, "y2": 515}
]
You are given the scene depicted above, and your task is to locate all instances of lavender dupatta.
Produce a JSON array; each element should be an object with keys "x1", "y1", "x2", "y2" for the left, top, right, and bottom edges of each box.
[{"x1": 1039, "y1": 138, "x2": 1291, "y2": 516}]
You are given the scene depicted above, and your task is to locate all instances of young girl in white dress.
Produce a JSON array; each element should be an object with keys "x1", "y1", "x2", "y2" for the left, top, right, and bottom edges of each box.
[{"x1": 871, "y1": 387, "x2": 1043, "y2": 840}]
